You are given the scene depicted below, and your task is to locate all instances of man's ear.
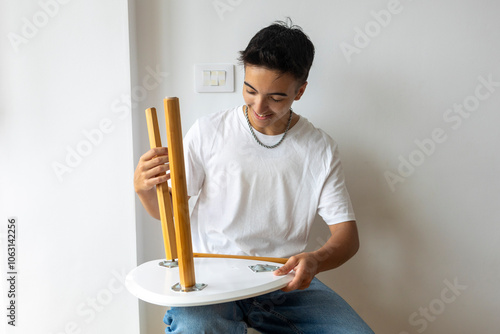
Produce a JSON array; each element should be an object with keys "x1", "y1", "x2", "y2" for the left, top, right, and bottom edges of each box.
[{"x1": 294, "y1": 81, "x2": 308, "y2": 101}]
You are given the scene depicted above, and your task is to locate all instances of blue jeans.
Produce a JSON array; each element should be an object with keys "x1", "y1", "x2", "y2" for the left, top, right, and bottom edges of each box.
[{"x1": 164, "y1": 278, "x2": 373, "y2": 333}]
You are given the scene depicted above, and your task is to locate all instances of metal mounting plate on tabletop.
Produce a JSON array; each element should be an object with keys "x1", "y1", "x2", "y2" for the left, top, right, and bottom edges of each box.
[
  {"x1": 249, "y1": 264, "x2": 280, "y2": 273},
  {"x1": 159, "y1": 260, "x2": 179, "y2": 268},
  {"x1": 172, "y1": 282, "x2": 207, "y2": 292}
]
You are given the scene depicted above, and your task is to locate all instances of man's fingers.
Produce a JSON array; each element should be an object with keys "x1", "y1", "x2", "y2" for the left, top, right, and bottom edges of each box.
[
  {"x1": 282, "y1": 276, "x2": 303, "y2": 292},
  {"x1": 144, "y1": 162, "x2": 169, "y2": 178},
  {"x1": 148, "y1": 173, "x2": 170, "y2": 187},
  {"x1": 274, "y1": 257, "x2": 298, "y2": 276},
  {"x1": 281, "y1": 268, "x2": 313, "y2": 292},
  {"x1": 140, "y1": 147, "x2": 168, "y2": 161}
]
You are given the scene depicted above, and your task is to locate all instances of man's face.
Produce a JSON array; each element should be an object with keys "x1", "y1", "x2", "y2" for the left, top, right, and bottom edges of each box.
[{"x1": 243, "y1": 65, "x2": 307, "y2": 135}]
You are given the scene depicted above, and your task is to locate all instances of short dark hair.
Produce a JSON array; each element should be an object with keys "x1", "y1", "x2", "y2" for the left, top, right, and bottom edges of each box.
[{"x1": 238, "y1": 18, "x2": 315, "y2": 84}]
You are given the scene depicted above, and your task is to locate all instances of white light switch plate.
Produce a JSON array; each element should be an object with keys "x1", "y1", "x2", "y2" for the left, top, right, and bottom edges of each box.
[{"x1": 194, "y1": 63, "x2": 234, "y2": 93}]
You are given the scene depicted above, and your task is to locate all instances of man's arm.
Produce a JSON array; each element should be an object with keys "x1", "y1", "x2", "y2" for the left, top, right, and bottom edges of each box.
[{"x1": 274, "y1": 220, "x2": 359, "y2": 292}]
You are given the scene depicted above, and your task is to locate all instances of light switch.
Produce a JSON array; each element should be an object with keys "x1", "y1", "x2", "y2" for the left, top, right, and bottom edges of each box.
[
  {"x1": 210, "y1": 71, "x2": 219, "y2": 86},
  {"x1": 218, "y1": 71, "x2": 226, "y2": 86},
  {"x1": 203, "y1": 71, "x2": 211, "y2": 86},
  {"x1": 195, "y1": 64, "x2": 234, "y2": 93}
]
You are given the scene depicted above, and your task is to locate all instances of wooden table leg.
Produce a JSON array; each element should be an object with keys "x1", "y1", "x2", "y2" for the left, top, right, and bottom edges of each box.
[
  {"x1": 164, "y1": 97, "x2": 196, "y2": 289},
  {"x1": 145, "y1": 107, "x2": 177, "y2": 261}
]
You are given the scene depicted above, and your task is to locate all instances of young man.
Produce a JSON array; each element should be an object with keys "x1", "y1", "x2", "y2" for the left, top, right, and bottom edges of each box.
[{"x1": 134, "y1": 20, "x2": 373, "y2": 333}]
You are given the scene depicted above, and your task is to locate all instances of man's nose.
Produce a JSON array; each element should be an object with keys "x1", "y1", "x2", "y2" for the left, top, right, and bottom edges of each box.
[{"x1": 252, "y1": 96, "x2": 267, "y2": 113}]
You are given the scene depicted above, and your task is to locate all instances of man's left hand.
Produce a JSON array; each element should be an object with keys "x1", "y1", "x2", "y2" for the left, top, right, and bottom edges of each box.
[{"x1": 273, "y1": 252, "x2": 319, "y2": 292}]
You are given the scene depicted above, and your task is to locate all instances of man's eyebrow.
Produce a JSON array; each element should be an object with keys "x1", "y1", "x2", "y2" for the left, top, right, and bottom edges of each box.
[{"x1": 244, "y1": 81, "x2": 288, "y2": 97}]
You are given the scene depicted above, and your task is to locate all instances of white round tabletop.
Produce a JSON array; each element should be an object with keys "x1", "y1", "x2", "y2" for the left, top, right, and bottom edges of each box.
[{"x1": 125, "y1": 257, "x2": 294, "y2": 307}]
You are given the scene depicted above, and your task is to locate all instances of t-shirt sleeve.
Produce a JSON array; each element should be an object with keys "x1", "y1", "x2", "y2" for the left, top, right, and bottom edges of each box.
[
  {"x1": 183, "y1": 120, "x2": 205, "y2": 197},
  {"x1": 317, "y1": 141, "x2": 356, "y2": 225}
]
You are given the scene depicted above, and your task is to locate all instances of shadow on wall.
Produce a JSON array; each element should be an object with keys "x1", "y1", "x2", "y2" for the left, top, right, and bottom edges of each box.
[
  {"x1": 304, "y1": 139, "x2": 431, "y2": 331},
  {"x1": 310, "y1": 70, "x2": 469, "y2": 333}
]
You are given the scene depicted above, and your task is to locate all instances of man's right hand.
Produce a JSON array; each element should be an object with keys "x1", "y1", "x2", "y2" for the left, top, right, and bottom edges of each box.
[{"x1": 133, "y1": 147, "x2": 170, "y2": 219}]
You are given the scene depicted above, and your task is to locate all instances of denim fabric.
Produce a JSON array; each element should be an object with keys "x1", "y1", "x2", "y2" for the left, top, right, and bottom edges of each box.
[{"x1": 164, "y1": 278, "x2": 373, "y2": 333}]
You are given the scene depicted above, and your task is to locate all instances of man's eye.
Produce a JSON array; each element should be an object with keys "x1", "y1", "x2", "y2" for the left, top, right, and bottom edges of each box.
[
  {"x1": 270, "y1": 97, "x2": 283, "y2": 102},
  {"x1": 246, "y1": 90, "x2": 256, "y2": 95}
]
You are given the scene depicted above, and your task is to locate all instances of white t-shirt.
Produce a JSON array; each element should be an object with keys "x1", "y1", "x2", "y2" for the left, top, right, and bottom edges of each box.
[{"x1": 184, "y1": 106, "x2": 355, "y2": 258}]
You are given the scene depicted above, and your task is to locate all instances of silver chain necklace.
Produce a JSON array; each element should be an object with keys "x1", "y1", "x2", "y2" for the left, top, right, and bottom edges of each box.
[{"x1": 244, "y1": 105, "x2": 293, "y2": 149}]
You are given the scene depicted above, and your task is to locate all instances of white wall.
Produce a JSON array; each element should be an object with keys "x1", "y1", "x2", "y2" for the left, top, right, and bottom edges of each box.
[
  {"x1": 128, "y1": 1, "x2": 172, "y2": 332},
  {"x1": 0, "y1": 1, "x2": 139, "y2": 333},
  {"x1": 130, "y1": 0, "x2": 500, "y2": 333}
]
